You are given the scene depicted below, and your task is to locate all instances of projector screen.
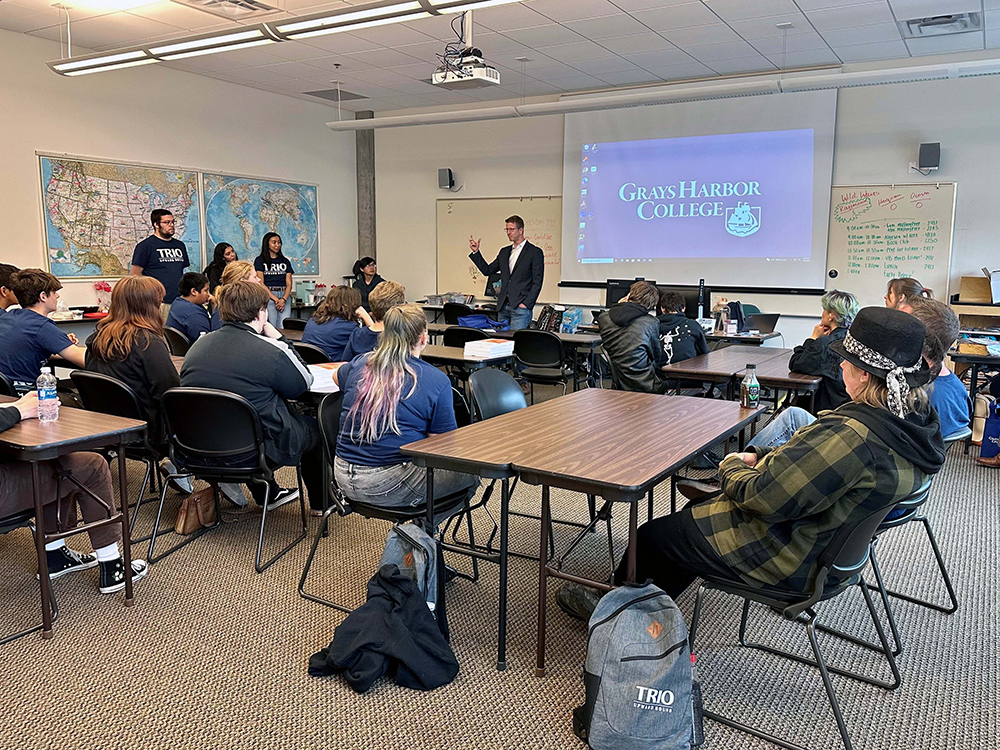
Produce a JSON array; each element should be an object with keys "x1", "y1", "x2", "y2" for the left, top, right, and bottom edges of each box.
[{"x1": 561, "y1": 89, "x2": 837, "y2": 290}]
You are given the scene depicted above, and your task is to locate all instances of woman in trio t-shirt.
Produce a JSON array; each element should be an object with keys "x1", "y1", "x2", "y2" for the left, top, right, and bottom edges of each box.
[{"x1": 255, "y1": 232, "x2": 294, "y2": 329}]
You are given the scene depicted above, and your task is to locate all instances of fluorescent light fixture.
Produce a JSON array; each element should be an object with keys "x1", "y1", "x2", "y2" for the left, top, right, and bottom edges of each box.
[
  {"x1": 51, "y1": 49, "x2": 148, "y2": 72},
  {"x1": 63, "y1": 58, "x2": 160, "y2": 76},
  {"x1": 273, "y1": 0, "x2": 421, "y2": 35},
  {"x1": 149, "y1": 27, "x2": 266, "y2": 55},
  {"x1": 158, "y1": 39, "x2": 275, "y2": 60},
  {"x1": 284, "y1": 11, "x2": 430, "y2": 39},
  {"x1": 430, "y1": 0, "x2": 521, "y2": 11}
]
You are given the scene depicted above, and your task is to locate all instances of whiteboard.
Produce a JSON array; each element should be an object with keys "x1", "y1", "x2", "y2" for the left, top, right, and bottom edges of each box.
[
  {"x1": 436, "y1": 197, "x2": 561, "y2": 302},
  {"x1": 826, "y1": 183, "x2": 955, "y2": 306}
]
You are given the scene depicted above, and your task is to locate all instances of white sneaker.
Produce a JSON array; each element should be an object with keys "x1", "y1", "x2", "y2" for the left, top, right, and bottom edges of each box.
[{"x1": 219, "y1": 483, "x2": 248, "y2": 507}]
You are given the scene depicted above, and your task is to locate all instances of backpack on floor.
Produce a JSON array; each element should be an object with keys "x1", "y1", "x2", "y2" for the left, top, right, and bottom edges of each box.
[
  {"x1": 573, "y1": 583, "x2": 701, "y2": 750},
  {"x1": 379, "y1": 522, "x2": 448, "y2": 638}
]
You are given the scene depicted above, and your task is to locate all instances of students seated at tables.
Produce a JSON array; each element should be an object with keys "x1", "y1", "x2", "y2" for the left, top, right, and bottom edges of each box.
[
  {"x1": 352, "y1": 256, "x2": 384, "y2": 312},
  {"x1": 885, "y1": 276, "x2": 932, "y2": 309},
  {"x1": 203, "y1": 242, "x2": 236, "y2": 295},
  {"x1": 788, "y1": 289, "x2": 859, "y2": 414},
  {"x1": 166, "y1": 272, "x2": 212, "y2": 345},
  {"x1": 0, "y1": 269, "x2": 85, "y2": 391},
  {"x1": 597, "y1": 281, "x2": 667, "y2": 394},
  {"x1": 335, "y1": 304, "x2": 479, "y2": 525},
  {"x1": 0, "y1": 263, "x2": 20, "y2": 314},
  {"x1": 0, "y1": 391, "x2": 148, "y2": 592},
  {"x1": 657, "y1": 289, "x2": 708, "y2": 364},
  {"x1": 302, "y1": 285, "x2": 373, "y2": 362},
  {"x1": 181, "y1": 281, "x2": 323, "y2": 511},
  {"x1": 341, "y1": 280, "x2": 406, "y2": 361},
  {"x1": 558, "y1": 308, "x2": 946, "y2": 617},
  {"x1": 209, "y1": 260, "x2": 260, "y2": 330}
]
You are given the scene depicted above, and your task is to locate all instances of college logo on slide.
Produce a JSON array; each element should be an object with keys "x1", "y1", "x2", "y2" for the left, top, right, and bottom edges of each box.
[{"x1": 725, "y1": 202, "x2": 761, "y2": 237}]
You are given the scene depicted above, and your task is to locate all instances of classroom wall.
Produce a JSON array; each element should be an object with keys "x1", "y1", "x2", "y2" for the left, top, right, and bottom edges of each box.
[
  {"x1": 375, "y1": 50, "x2": 1000, "y2": 343},
  {"x1": 0, "y1": 28, "x2": 358, "y2": 307}
]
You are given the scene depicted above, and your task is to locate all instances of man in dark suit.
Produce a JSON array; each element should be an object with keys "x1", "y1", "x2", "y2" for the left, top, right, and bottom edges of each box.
[{"x1": 468, "y1": 214, "x2": 544, "y2": 330}]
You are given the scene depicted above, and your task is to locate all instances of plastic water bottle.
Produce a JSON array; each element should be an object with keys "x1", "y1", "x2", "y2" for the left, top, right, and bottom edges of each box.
[
  {"x1": 37, "y1": 367, "x2": 59, "y2": 423},
  {"x1": 740, "y1": 364, "x2": 760, "y2": 409},
  {"x1": 690, "y1": 653, "x2": 705, "y2": 748}
]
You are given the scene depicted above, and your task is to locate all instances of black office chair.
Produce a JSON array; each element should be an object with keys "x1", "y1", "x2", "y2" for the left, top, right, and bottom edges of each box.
[
  {"x1": 443, "y1": 326, "x2": 489, "y2": 386},
  {"x1": 69, "y1": 370, "x2": 163, "y2": 539},
  {"x1": 292, "y1": 341, "x2": 330, "y2": 365},
  {"x1": 150, "y1": 388, "x2": 307, "y2": 573},
  {"x1": 443, "y1": 302, "x2": 474, "y2": 325},
  {"x1": 0, "y1": 510, "x2": 58, "y2": 645},
  {"x1": 282, "y1": 318, "x2": 307, "y2": 331},
  {"x1": 163, "y1": 327, "x2": 191, "y2": 356},
  {"x1": 688, "y1": 497, "x2": 909, "y2": 750},
  {"x1": 299, "y1": 391, "x2": 476, "y2": 611},
  {"x1": 514, "y1": 330, "x2": 570, "y2": 404},
  {"x1": 0, "y1": 372, "x2": 18, "y2": 398},
  {"x1": 598, "y1": 348, "x2": 625, "y2": 390}
]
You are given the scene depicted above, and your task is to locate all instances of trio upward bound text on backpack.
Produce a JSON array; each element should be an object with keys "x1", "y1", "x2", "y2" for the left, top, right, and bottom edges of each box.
[{"x1": 573, "y1": 583, "x2": 703, "y2": 750}]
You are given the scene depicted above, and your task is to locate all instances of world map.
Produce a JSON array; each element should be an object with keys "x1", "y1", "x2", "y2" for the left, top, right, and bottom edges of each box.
[
  {"x1": 41, "y1": 157, "x2": 200, "y2": 278},
  {"x1": 204, "y1": 174, "x2": 318, "y2": 275}
]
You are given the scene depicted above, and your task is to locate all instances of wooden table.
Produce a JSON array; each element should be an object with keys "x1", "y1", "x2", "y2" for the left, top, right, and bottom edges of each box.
[
  {"x1": 735, "y1": 351, "x2": 821, "y2": 412},
  {"x1": 0, "y1": 396, "x2": 147, "y2": 640},
  {"x1": 420, "y1": 344, "x2": 514, "y2": 370},
  {"x1": 706, "y1": 331, "x2": 781, "y2": 345},
  {"x1": 947, "y1": 349, "x2": 1000, "y2": 453},
  {"x1": 662, "y1": 345, "x2": 790, "y2": 396},
  {"x1": 278, "y1": 328, "x2": 303, "y2": 342}
]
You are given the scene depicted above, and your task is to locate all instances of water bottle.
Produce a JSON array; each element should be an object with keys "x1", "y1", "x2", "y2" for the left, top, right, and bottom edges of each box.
[
  {"x1": 690, "y1": 653, "x2": 705, "y2": 748},
  {"x1": 740, "y1": 364, "x2": 760, "y2": 408},
  {"x1": 37, "y1": 367, "x2": 59, "y2": 423}
]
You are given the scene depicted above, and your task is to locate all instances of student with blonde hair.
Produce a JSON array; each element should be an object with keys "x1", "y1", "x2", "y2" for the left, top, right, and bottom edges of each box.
[
  {"x1": 335, "y1": 304, "x2": 478, "y2": 522},
  {"x1": 210, "y1": 260, "x2": 261, "y2": 330}
]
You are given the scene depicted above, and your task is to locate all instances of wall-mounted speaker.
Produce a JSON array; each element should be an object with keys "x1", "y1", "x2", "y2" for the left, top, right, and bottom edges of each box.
[
  {"x1": 438, "y1": 168, "x2": 454, "y2": 189},
  {"x1": 918, "y1": 142, "x2": 940, "y2": 171}
]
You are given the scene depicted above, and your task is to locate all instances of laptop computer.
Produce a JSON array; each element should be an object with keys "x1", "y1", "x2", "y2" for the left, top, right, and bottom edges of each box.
[{"x1": 742, "y1": 313, "x2": 780, "y2": 334}]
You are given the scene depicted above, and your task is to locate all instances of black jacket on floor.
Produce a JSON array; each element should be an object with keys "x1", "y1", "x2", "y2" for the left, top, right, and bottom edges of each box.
[{"x1": 308, "y1": 565, "x2": 458, "y2": 693}]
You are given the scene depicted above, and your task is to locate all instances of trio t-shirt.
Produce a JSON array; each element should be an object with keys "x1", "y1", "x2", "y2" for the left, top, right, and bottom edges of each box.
[
  {"x1": 254, "y1": 254, "x2": 295, "y2": 292},
  {"x1": 0, "y1": 308, "x2": 73, "y2": 389},
  {"x1": 166, "y1": 297, "x2": 212, "y2": 344},
  {"x1": 131, "y1": 235, "x2": 190, "y2": 303},
  {"x1": 302, "y1": 317, "x2": 357, "y2": 362}
]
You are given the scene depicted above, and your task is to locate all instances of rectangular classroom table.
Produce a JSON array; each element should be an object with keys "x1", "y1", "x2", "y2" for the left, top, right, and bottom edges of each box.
[
  {"x1": 0, "y1": 396, "x2": 147, "y2": 640},
  {"x1": 735, "y1": 352, "x2": 822, "y2": 413},
  {"x1": 662, "y1": 345, "x2": 791, "y2": 397},
  {"x1": 946, "y1": 349, "x2": 999, "y2": 453}
]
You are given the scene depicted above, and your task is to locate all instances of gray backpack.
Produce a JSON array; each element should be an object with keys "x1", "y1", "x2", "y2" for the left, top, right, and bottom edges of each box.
[
  {"x1": 573, "y1": 583, "x2": 699, "y2": 750},
  {"x1": 379, "y1": 523, "x2": 448, "y2": 637}
]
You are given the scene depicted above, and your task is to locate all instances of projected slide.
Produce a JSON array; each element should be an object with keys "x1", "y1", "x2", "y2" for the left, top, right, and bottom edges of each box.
[{"x1": 576, "y1": 129, "x2": 814, "y2": 264}]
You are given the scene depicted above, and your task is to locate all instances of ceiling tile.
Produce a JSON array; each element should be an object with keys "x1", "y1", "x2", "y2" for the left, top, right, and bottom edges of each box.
[
  {"x1": 728, "y1": 13, "x2": 812, "y2": 39},
  {"x1": 622, "y1": 47, "x2": 697, "y2": 67},
  {"x1": 645, "y1": 61, "x2": 719, "y2": 79},
  {"x1": 751, "y1": 30, "x2": 831, "y2": 54},
  {"x1": 469, "y1": 4, "x2": 550, "y2": 32},
  {"x1": 384, "y1": 61, "x2": 434, "y2": 80},
  {"x1": 299, "y1": 32, "x2": 383, "y2": 54},
  {"x1": 820, "y1": 22, "x2": 903, "y2": 46},
  {"x1": 705, "y1": 55, "x2": 776, "y2": 74},
  {"x1": 834, "y1": 39, "x2": 909, "y2": 61},
  {"x1": 0, "y1": 2, "x2": 64, "y2": 33},
  {"x1": 537, "y1": 40, "x2": 618, "y2": 62},
  {"x1": 702, "y1": 0, "x2": 802, "y2": 21},
  {"x1": 347, "y1": 22, "x2": 436, "y2": 47},
  {"x1": 28, "y1": 11, "x2": 183, "y2": 49},
  {"x1": 400, "y1": 13, "x2": 466, "y2": 41},
  {"x1": 380, "y1": 79, "x2": 442, "y2": 95},
  {"x1": 489, "y1": 49, "x2": 558, "y2": 68},
  {"x1": 986, "y1": 28, "x2": 1000, "y2": 46},
  {"x1": 806, "y1": 2, "x2": 896, "y2": 31},
  {"x1": 418, "y1": 88, "x2": 478, "y2": 104},
  {"x1": 661, "y1": 23, "x2": 743, "y2": 47},
  {"x1": 126, "y1": 3, "x2": 230, "y2": 31},
  {"x1": 464, "y1": 85, "x2": 521, "y2": 101},
  {"x1": 599, "y1": 32, "x2": 677, "y2": 54},
  {"x1": 305, "y1": 54, "x2": 376, "y2": 73},
  {"x1": 519, "y1": 60, "x2": 583, "y2": 80},
  {"x1": 794, "y1": 0, "x2": 885, "y2": 7},
  {"x1": 682, "y1": 40, "x2": 760, "y2": 60},
  {"x1": 223, "y1": 66, "x2": 295, "y2": 84},
  {"x1": 393, "y1": 40, "x2": 450, "y2": 64},
  {"x1": 340, "y1": 67, "x2": 416, "y2": 86},
  {"x1": 594, "y1": 68, "x2": 664, "y2": 85},
  {"x1": 344, "y1": 46, "x2": 423, "y2": 67},
  {"x1": 380, "y1": 93, "x2": 437, "y2": 108},
  {"x1": 630, "y1": 2, "x2": 721, "y2": 30},
  {"x1": 764, "y1": 48, "x2": 842, "y2": 66},
  {"x1": 210, "y1": 44, "x2": 284, "y2": 66},
  {"x1": 528, "y1": 0, "x2": 623, "y2": 22},
  {"x1": 472, "y1": 32, "x2": 534, "y2": 54},
  {"x1": 157, "y1": 53, "x2": 246, "y2": 71},
  {"x1": 278, "y1": 0, "x2": 350, "y2": 11},
  {"x1": 888, "y1": 0, "x2": 980, "y2": 18},
  {"x1": 905, "y1": 30, "x2": 984, "y2": 54},
  {"x1": 610, "y1": 0, "x2": 697, "y2": 9},
  {"x1": 265, "y1": 41, "x2": 335, "y2": 61},
  {"x1": 987, "y1": 0, "x2": 1000, "y2": 10},
  {"x1": 987, "y1": 10, "x2": 1000, "y2": 29},
  {"x1": 498, "y1": 79, "x2": 564, "y2": 95},
  {"x1": 6, "y1": 0, "x2": 108, "y2": 24},
  {"x1": 255, "y1": 60, "x2": 330, "y2": 78},
  {"x1": 562, "y1": 14, "x2": 650, "y2": 39},
  {"x1": 502, "y1": 23, "x2": 584, "y2": 47},
  {"x1": 546, "y1": 74, "x2": 609, "y2": 90},
  {"x1": 570, "y1": 56, "x2": 640, "y2": 75}
]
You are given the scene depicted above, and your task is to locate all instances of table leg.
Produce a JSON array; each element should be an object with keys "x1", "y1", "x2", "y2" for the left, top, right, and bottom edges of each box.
[
  {"x1": 497, "y1": 477, "x2": 509, "y2": 671},
  {"x1": 966, "y1": 364, "x2": 979, "y2": 455},
  {"x1": 572, "y1": 348, "x2": 580, "y2": 392},
  {"x1": 31, "y1": 462, "x2": 54, "y2": 639},
  {"x1": 646, "y1": 487, "x2": 654, "y2": 522},
  {"x1": 426, "y1": 467, "x2": 435, "y2": 528},
  {"x1": 626, "y1": 500, "x2": 638, "y2": 582},
  {"x1": 671, "y1": 475, "x2": 677, "y2": 514},
  {"x1": 118, "y1": 437, "x2": 134, "y2": 606},
  {"x1": 535, "y1": 484, "x2": 551, "y2": 677}
]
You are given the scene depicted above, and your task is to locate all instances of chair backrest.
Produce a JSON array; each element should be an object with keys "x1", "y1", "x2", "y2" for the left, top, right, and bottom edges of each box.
[
  {"x1": 283, "y1": 318, "x2": 307, "y2": 331},
  {"x1": 443, "y1": 326, "x2": 489, "y2": 348},
  {"x1": 163, "y1": 326, "x2": 191, "y2": 356},
  {"x1": 452, "y1": 387, "x2": 472, "y2": 427},
  {"x1": 469, "y1": 368, "x2": 526, "y2": 420},
  {"x1": 317, "y1": 391, "x2": 345, "y2": 466},
  {"x1": 293, "y1": 341, "x2": 331, "y2": 365},
  {"x1": 0, "y1": 371, "x2": 19, "y2": 398},
  {"x1": 742, "y1": 303, "x2": 762, "y2": 315},
  {"x1": 69, "y1": 370, "x2": 146, "y2": 421},
  {"x1": 599, "y1": 347, "x2": 625, "y2": 390},
  {"x1": 443, "y1": 302, "x2": 474, "y2": 325},
  {"x1": 161, "y1": 388, "x2": 266, "y2": 478},
  {"x1": 514, "y1": 329, "x2": 563, "y2": 368}
]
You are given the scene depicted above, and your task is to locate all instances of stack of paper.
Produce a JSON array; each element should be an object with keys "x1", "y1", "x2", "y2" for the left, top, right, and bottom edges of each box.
[
  {"x1": 308, "y1": 363, "x2": 342, "y2": 393},
  {"x1": 464, "y1": 338, "x2": 515, "y2": 359}
]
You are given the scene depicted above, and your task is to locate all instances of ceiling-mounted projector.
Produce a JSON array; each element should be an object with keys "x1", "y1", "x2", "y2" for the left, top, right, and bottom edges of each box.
[{"x1": 431, "y1": 47, "x2": 500, "y2": 89}]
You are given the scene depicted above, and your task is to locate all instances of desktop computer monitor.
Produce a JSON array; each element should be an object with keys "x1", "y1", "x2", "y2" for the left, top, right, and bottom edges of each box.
[
  {"x1": 655, "y1": 285, "x2": 711, "y2": 320},
  {"x1": 606, "y1": 278, "x2": 656, "y2": 307}
]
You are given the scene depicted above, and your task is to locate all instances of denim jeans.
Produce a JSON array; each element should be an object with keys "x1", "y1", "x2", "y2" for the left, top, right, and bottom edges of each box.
[
  {"x1": 334, "y1": 456, "x2": 479, "y2": 527},
  {"x1": 499, "y1": 304, "x2": 533, "y2": 331},
  {"x1": 265, "y1": 297, "x2": 288, "y2": 329},
  {"x1": 747, "y1": 406, "x2": 815, "y2": 450}
]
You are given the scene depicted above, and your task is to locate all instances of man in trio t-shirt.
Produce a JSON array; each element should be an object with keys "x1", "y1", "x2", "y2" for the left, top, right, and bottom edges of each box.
[{"x1": 130, "y1": 209, "x2": 190, "y2": 319}]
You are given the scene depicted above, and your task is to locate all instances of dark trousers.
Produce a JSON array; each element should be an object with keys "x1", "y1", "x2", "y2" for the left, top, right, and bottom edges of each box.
[
  {"x1": 613, "y1": 506, "x2": 746, "y2": 599},
  {"x1": 247, "y1": 438, "x2": 323, "y2": 509}
]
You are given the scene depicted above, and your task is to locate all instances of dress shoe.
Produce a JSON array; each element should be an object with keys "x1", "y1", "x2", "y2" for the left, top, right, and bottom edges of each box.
[
  {"x1": 675, "y1": 480, "x2": 721, "y2": 503},
  {"x1": 975, "y1": 453, "x2": 1000, "y2": 468}
]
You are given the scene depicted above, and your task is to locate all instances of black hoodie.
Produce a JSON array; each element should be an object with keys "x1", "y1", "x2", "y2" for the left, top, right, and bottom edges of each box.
[
  {"x1": 836, "y1": 402, "x2": 946, "y2": 475},
  {"x1": 597, "y1": 302, "x2": 667, "y2": 394},
  {"x1": 656, "y1": 312, "x2": 709, "y2": 364}
]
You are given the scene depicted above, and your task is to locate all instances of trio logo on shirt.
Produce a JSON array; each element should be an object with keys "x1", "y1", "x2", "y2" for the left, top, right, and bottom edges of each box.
[
  {"x1": 156, "y1": 247, "x2": 186, "y2": 263},
  {"x1": 261, "y1": 262, "x2": 288, "y2": 274}
]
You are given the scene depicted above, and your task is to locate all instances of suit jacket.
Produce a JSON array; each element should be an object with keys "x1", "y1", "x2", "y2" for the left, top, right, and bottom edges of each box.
[{"x1": 469, "y1": 241, "x2": 544, "y2": 311}]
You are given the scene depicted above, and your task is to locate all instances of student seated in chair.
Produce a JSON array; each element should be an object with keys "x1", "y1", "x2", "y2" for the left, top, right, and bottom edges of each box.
[
  {"x1": 788, "y1": 289, "x2": 859, "y2": 414},
  {"x1": 335, "y1": 304, "x2": 479, "y2": 526},
  {"x1": 302, "y1": 285, "x2": 373, "y2": 362},
  {"x1": 657, "y1": 289, "x2": 708, "y2": 364},
  {"x1": 558, "y1": 308, "x2": 946, "y2": 617},
  {"x1": 0, "y1": 269, "x2": 86, "y2": 392},
  {"x1": 0, "y1": 263, "x2": 20, "y2": 316},
  {"x1": 181, "y1": 281, "x2": 324, "y2": 512},
  {"x1": 209, "y1": 260, "x2": 261, "y2": 331},
  {"x1": 341, "y1": 280, "x2": 405, "y2": 362},
  {"x1": 166, "y1": 272, "x2": 212, "y2": 344},
  {"x1": 0, "y1": 391, "x2": 148, "y2": 593},
  {"x1": 597, "y1": 280, "x2": 667, "y2": 394}
]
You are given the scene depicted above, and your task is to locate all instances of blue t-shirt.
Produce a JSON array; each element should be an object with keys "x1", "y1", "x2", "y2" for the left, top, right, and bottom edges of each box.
[
  {"x1": 336, "y1": 354, "x2": 457, "y2": 466},
  {"x1": 254, "y1": 254, "x2": 294, "y2": 292},
  {"x1": 930, "y1": 369, "x2": 971, "y2": 439},
  {"x1": 166, "y1": 297, "x2": 211, "y2": 344},
  {"x1": 0, "y1": 308, "x2": 73, "y2": 388},
  {"x1": 131, "y1": 235, "x2": 190, "y2": 303},
  {"x1": 342, "y1": 326, "x2": 379, "y2": 362},
  {"x1": 302, "y1": 317, "x2": 357, "y2": 362}
]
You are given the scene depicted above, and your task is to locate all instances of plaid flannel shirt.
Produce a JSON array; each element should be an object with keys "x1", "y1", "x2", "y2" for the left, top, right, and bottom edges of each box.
[{"x1": 691, "y1": 409, "x2": 927, "y2": 592}]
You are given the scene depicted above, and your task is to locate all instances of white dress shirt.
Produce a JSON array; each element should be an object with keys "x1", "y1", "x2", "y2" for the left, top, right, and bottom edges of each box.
[{"x1": 508, "y1": 239, "x2": 526, "y2": 274}]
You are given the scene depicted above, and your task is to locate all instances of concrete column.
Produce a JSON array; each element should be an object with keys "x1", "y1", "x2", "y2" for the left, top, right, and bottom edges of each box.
[{"x1": 355, "y1": 110, "x2": 376, "y2": 260}]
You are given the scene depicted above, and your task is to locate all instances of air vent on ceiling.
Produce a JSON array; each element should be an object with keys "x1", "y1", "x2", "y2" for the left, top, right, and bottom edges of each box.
[
  {"x1": 897, "y1": 13, "x2": 982, "y2": 38},
  {"x1": 170, "y1": 0, "x2": 279, "y2": 21},
  {"x1": 303, "y1": 88, "x2": 367, "y2": 102}
]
